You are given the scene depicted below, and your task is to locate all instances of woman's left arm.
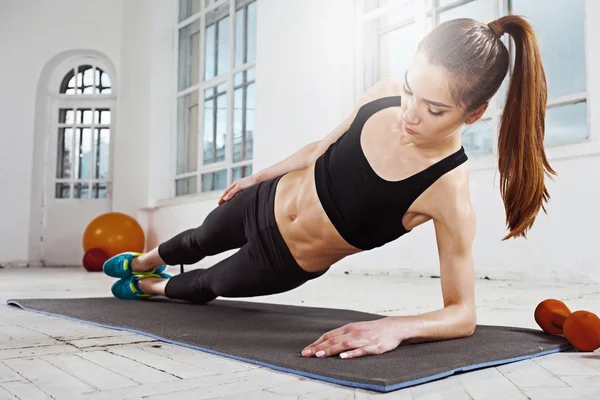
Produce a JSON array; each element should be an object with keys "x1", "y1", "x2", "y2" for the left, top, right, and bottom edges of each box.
[
  {"x1": 398, "y1": 205, "x2": 478, "y2": 344},
  {"x1": 301, "y1": 198, "x2": 477, "y2": 359}
]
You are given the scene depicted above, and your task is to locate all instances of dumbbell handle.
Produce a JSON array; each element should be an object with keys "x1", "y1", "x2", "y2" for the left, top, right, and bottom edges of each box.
[{"x1": 551, "y1": 311, "x2": 568, "y2": 329}]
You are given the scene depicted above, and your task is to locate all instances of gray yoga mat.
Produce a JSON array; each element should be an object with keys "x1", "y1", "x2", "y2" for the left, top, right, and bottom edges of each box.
[{"x1": 6, "y1": 297, "x2": 573, "y2": 392}]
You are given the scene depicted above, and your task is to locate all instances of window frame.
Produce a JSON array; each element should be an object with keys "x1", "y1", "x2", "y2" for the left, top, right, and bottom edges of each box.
[
  {"x1": 47, "y1": 56, "x2": 117, "y2": 203},
  {"x1": 356, "y1": 0, "x2": 591, "y2": 166},
  {"x1": 173, "y1": 0, "x2": 256, "y2": 199}
]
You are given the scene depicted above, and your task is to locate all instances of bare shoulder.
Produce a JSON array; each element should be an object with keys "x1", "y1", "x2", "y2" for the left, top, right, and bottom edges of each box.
[{"x1": 354, "y1": 78, "x2": 404, "y2": 110}]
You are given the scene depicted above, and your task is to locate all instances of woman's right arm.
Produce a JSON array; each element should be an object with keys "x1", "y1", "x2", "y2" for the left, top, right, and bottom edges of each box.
[
  {"x1": 218, "y1": 118, "x2": 351, "y2": 204},
  {"x1": 219, "y1": 78, "x2": 401, "y2": 204}
]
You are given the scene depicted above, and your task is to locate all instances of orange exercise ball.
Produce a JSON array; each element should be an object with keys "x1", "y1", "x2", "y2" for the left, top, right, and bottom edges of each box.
[{"x1": 82, "y1": 212, "x2": 145, "y2": 258}]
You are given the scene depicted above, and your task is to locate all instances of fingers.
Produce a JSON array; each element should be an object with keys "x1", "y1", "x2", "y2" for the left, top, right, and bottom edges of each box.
[
  {"x1": 302, "y1": 326, "x2": 350, "y2": 355},
  {"x1": 302, "y1": 337, "x2": 370, "y2": 358},
  {"x1": 339, "y1": 345, "x2": 382, "y2": 359},
  {"x1": 218, "y1": 183, "x2": 239, "y2": 204}
]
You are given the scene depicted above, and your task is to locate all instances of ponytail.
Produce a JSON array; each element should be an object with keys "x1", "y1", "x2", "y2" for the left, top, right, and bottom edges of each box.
[{"x1": 494, "y1": 15, "x2": 556, "y2": 240}]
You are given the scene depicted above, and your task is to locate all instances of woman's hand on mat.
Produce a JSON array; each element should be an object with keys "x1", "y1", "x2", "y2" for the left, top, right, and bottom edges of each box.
[
  {"x1": 219, "y1": 175, "x2": 258, "y2": 205},
  {"x1": 301, "y1": 318, "x2": 405, "y2": 359}
]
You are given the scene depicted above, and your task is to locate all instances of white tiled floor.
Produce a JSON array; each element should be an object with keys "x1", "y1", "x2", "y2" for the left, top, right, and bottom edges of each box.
[{"x1": 0, "y1": 267, "x2": 599, "y2": 399}]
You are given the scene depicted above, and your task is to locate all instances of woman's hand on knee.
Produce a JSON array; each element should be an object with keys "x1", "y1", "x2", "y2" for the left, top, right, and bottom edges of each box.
[{"x1": 218, "y1": 175, "x2": 258, "y2": 205}]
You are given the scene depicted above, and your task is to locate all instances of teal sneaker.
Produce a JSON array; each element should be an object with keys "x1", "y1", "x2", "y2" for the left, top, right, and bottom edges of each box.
[
  {"x1": 110, "y1": 271, "x2": 172, "y2": 301},
  {"x1": 103, "y1": 252, "x2": 167, "y2": 279}
]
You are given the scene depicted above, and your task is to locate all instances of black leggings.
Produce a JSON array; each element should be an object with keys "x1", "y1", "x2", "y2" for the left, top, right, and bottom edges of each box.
[{"x1": 158, "y1": 175, "x2": 328, "y2": 304}]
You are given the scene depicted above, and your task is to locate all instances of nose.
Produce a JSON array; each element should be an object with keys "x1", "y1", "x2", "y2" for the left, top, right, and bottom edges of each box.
[{"x1": 402, "y1": 98, "x2": 420, "y2": 125}]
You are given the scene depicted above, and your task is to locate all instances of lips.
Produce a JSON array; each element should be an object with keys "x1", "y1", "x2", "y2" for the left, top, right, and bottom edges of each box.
[{"x1": 403, "y1": 125, "x2": 419, "y2": 135}]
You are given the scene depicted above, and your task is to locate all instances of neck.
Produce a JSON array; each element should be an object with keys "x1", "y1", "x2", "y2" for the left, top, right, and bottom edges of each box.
[{"x1": 401, "y1": 130, "x2": 463, "y2": 161}]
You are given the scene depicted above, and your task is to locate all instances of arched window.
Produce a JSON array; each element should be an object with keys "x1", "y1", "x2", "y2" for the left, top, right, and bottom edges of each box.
[
  {"x1": 52, "y1": 61, "x2": 115, "y2": 200},
  {"x1": 59, "y1": 64, "x2": 112, "y2": 95}
]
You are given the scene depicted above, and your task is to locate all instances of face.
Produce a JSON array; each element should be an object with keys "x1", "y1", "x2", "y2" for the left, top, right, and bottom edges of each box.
[{"x1": 400, "y1": 51, "x2": 487, "y2": 146}]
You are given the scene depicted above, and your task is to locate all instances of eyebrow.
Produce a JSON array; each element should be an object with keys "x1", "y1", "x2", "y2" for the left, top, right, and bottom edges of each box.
[{"x1": 404, "y1": 71, "x2": 453, "y2": 109}]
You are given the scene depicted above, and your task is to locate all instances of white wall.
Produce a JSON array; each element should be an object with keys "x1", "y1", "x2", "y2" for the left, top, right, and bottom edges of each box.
[
  {"x1": 0, "y1": 0, "x2": 123, "y2": 266},
  {"x1": 252, "y1": 0, "x2": 356, "y2": 172},
  {"x1": 114, "y1": 0, "x2": 175, "y2": 216}
]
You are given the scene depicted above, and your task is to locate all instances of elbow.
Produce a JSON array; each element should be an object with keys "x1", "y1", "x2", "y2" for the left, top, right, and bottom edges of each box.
[
  {"x1": 462, "y1": 313, "x2": 477, "y2": 337},
  {"x1": 455, "y1": 305, "x2": 477, "y2": 338},
  {"x1": 463, "y1": 322, "x2": 476, "y2": 337}
]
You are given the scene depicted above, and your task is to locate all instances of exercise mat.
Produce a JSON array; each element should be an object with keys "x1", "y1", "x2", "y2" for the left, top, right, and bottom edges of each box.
[{"x1": 6, "y1": 297, "x2": 573, "y2": 392}]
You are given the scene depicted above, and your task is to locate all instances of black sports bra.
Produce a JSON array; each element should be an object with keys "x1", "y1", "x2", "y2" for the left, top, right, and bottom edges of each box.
[{"x1": 313, "y1": 96, "x2": 468, "y2": 250}]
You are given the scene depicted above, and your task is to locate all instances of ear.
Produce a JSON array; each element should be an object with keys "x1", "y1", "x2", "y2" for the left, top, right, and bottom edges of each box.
[{"x1": 465, "y1": 103, "x2": 488, "y2": 125}]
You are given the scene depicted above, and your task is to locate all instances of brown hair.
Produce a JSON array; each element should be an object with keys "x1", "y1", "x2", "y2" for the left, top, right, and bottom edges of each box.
[{"x1": 418, "y1": 15, "x2": 556, "y2": 240}]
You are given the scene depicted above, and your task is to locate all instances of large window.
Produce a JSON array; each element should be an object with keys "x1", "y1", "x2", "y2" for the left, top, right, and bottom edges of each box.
[
  {"x1": 175, "y1": 0, "x2": 256, "y2": 197},
  {"x1": 361, "y1": 0, "x2": 588, "y2": 156}
]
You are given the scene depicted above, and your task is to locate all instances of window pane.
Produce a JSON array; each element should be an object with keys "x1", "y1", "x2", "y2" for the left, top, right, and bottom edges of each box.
[
  {"x1": 84, "y1": 68, "x2": 95, "y2": 94},
  {"x1": 463, "y1": 118, "x2": 493, "y2": 157},
  {"x1": 234, "y1": 71, "x2": 243, "y2": 86},
  {"x1": 205, "y1": 0, "x2": 216, "y2": 6},
  {"x1": 205, "y1": 25, "x2": 216, "y2": 80},
  {"x1": 178, "y1": 20, "x2": 201, "y2": 91},
  {"x1": 76, "y1": 109, "x2": 93, "y2": 124},
  {"x1": 179, "y1": 0, "x2": 201, "y2": 22},
  {"x1": 176, "y1": 176, "x2": 197, "y2": 196},
  {"x1": 244, "y1": 82, "x2": 254, "y2": 160},
  {"x1": 247, "y1": 66, "x2": 255, "y2": 81},
  {"x1": 545, "y1": 102, "x2": 587, "y2": 146},
  {"x1": 235, "y1": 5, "x2": 245, "y2": 67},
  {"x1": 74, "y1": 182, "x2": 90, "y2": 199},
  {"x1": 233, "y1": 86, "x2": 243, "y2": 162},
  {"x1": 55, "y1": 183, "x2": 71, "y2": 199},
  {"x1": 205, "y1": 2, "x2": 230, "y2": 80},
  {"x1": 204, "y1": 90, "x2": 227, "y2": 165},
  {"x1": 201, "y1": 169, "x2": 227, "y2": 192},
  {"x1": 94, "y1": 109, "x2": 111, "y2": 125},
  {"x1": 232, "y1": 75, "x2": 253, "y2": 163},
  {"x1": 56, "y1": 128, "x2": 73, "y2": 179},
  {"x1": 246, "y1": 1, "x2": 256, "y2": 64},
  {"x1": 98, "y1": 69, "x2": 112, "y2": 94},
  {"x1": 379, "y1": 23, "x2": 418, "y2": 80},
  {"x1": 217, "y1": 16, "x2": 230, "y2": 75},
  {"x1": 59, "y1": 109, "x2": 74, "y2": 124},
  {"x1": 93, "y1": 128, "x2": 110, "y2": 179},
  {"x1": 511, "y1": 0, "x2": 586, "y2": 99},
  {"x1": 76, "y1": 128, "x2": 92, "y2": 179},
  {"x1": 438, "y1": 0, "x2": 488, "y2": 24},
  {"x1": 92, "y1": 183, "x2": 107, "y2": 199},
  {"x1": 177, "y1": 91, "x2": 199, "y2": 174},
  {"x1": 203, "y1": 91, "x2": 215, "y2": 163},
  {"x1": 232, "y1": 165, "x2": 252, "y2": 181},
  {"x1": 76, "y1": 65, "x2": 94, "y2": 94}
]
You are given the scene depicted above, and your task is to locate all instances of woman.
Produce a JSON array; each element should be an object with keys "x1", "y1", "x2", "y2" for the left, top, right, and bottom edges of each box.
[{"x1": 104, "y1": 15, "x2": 555, "y2": 360}]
